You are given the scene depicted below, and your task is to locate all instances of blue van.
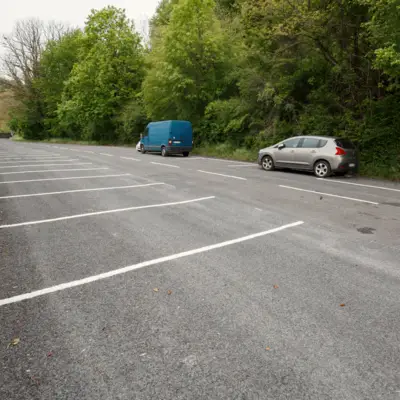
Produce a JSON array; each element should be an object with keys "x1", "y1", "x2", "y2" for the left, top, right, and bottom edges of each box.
[{"x1": 140, "y1": 120, "x2": 193, "y2": 157}]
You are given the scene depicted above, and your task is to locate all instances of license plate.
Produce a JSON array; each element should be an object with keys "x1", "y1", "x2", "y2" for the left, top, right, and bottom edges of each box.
[
  {"x1": 173, "y1": 141, "x2": 181, "y2": 144},
  {"x1": 349, "y1": 163, "x2": 355, "y2": 167}
]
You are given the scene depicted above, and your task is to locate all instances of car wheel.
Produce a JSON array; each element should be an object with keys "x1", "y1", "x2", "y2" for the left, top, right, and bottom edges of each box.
[
  {"x1": 141, "y1": 144, "x2": 146, "y2": 154},
  {"x1": 183, "y1": 152, "x2": 189, "y2": 157},
  {"x1": 314, "y1": 160, "x2": 331, "y2": 178},
  {"x1": 261, "y1": 155, "x2": 274, "y2": 171},
  {"x1": 161, "y1": 146, "x2": 167, "y2": 157}
]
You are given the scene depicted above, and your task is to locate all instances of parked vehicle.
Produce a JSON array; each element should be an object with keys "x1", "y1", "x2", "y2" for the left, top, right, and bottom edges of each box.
[
  {"x1": 0, "y1": 131, "x2": 12, "y2": 139},
  {"x1": 258, "y1": 136, "x2": 357, "y2": 178},
  {"x1": 140, "y1": 120, "x2": 193, "y2": 157}
]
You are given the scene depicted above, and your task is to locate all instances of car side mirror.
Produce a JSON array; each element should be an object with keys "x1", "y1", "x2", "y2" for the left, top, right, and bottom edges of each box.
[
  {"x1": 140, "y1": 133, "x2": 143, "y2": 139},
  {"x1": 278, "y1": 143, "x2": 285, "y2": 150}
]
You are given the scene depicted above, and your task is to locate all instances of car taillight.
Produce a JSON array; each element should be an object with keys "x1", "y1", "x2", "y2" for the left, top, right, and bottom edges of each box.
[
  {"x1": 335, "y1": 147, "x2": 346, "y2": 156},
  {"x1": 168, "y1": 139, "x2": 172, "y2": 145}
]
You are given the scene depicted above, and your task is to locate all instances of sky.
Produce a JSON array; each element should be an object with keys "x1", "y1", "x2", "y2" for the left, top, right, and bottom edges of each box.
[{"x1": 2, "y1": 0, "x2": 161, "y2": 36}]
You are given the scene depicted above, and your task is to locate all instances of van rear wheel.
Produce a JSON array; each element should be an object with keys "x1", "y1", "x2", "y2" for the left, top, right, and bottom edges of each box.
[
  {"x1": 183, "y1": 152, "x2": 189, "y2": 157},
  {"x1": 161, "y1": 146, "x2": 168, "y2": 157}
]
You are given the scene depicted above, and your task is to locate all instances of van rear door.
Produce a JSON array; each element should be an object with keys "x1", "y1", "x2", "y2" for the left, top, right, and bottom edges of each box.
[{"x1": 170, "y1": 121, "x2": 192, "y2": 149}]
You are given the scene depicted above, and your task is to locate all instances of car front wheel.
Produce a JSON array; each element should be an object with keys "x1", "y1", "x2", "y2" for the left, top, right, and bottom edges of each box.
[
  {"x1": 314, "y1": 160, "x2": 331, "y2": 178},
  {"x1": 261, "y1": 155, "x2": 274, "y2": 171},
  {"x1": 141, "y1": 144, "x2": 146, "y2": 154},
  {"x1": 161, "y1": 146, "x2": 167, "y2": 157}
]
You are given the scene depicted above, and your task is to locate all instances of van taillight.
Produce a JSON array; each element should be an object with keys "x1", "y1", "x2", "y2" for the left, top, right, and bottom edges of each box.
[
  {"x1": 335, "y1": 147, "x2": 346, "y2": 156},
  {"x1": 168, "y1": 139, "x2": 172, "y2": 145}
]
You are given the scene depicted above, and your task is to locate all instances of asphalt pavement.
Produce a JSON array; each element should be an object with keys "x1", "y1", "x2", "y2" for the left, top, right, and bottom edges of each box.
[{"x1": 0, "y1": 140, "x2": 399, "y2": 400}]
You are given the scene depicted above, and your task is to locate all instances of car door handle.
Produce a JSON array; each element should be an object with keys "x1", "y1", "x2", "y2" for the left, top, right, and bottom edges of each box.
[
  {"x1": 311, "y1": 150, "x2": 317, "y2": 153},
  {"x1": 290, "y1": 150, "x2": 295, "y2": 153}
]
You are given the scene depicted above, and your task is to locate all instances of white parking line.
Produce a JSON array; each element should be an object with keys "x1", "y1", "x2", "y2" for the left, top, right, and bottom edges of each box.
[
  {"x1": 0, "y1": 156, "x2": 64, "y2": 160},
  {"x1": 0, "y1": 159, "x2": 75, "y2": 164},
  {"x1": 0, "y1": 196, "x2": 215, "y2": 229},
  {"x1": 197, "y1": 170, "x2": 247, "y2": 181},
  {"x1": 227, "y1": 164, "x2": 255, "y2": 167},
  {"x1": 205, "y1": 158, "x2": 253, "y2": 164},
  {"x1": 100, "y1": 153, "x2": 113, "y2": 157},
  {"x1": 0, "y1": 161, "x2": 84, "y2": 169},
  {"x1": 121, "y1": 156, "x2": 140, "y2": 161},
  {"x1": 0, "y1": 183, "x2": 165, "y2": 200},
  {"x1": 279, "y1": 185, "x2": 379, "y2": 205},
  {"x1": 151, "y1": 162, "x2": 180, "y2": 168},
  {"x1": 0, "y1": 167, "x2": 109, "y2": 176},
  {"x1": 0, "y1": 173, "x2": 129, "y2": 185},
  {"x1": 0, "y1": 220, "x2": 303, "y2": 306},
  {"x1": 84, "y1": 151, "x2": 94, "y2": 154},
  {"x1": 0, "y1": 154, "x2": 63, "y2": 156},
  {"x1": 317, "y1": 178, "x2": 400, "y2": 193}
]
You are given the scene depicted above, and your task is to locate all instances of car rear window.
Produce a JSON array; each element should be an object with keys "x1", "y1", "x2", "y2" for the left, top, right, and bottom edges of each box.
[{"x1": 335, "y1": 138, "x2": 355, "y2": 149}]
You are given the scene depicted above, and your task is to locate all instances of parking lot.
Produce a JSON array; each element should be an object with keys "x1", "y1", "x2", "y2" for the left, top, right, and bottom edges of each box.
[{"x1": 1, "y1": 140, "x2": 399, "y2": 399}]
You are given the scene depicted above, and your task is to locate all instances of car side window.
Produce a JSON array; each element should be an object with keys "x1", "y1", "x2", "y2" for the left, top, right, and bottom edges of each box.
[
  {"x1": 301, "y1": 138, "x2": 320, "y2": 148},
  {"x1": 318, "y1": 139, "x2": 328, "y2": 148},
  {"x1": 283, "y1": 138, "x2": 300, "y2": 148}
]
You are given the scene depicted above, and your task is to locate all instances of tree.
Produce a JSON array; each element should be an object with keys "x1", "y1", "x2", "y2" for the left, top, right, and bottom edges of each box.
[
  {"x1": 36, "y1": 29, "x2": 83, "y2": 136},
  {"x1": 57, "y1": 6, "x2": 145, "y2": 141},
  {"x1": 1, "y1": 19, "x2": 67, "y2": 99},
  {"x1": 0, "y1": 19, "x2": 69, "y2": 139},
  {"x1": 143, "y1": 0, "x2": 233, "y2": 123},
  {"x1": 363, "y1": 0, "x2": 400, "y2": 89}
]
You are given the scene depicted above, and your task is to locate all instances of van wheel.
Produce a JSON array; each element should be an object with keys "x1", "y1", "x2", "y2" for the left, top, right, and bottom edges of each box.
[
  {"x1": 183, "y1": 152, "x2": 189, "y2": 157},
  {"x1": 314, "y1": 160, "x2": 331, "y2": 178},
  {"x1": 141, "y1": 144, "x2": 146, "y2": 154},
  {"x1": 161, "y1": 146, "x2": 168, "y2": 157}
]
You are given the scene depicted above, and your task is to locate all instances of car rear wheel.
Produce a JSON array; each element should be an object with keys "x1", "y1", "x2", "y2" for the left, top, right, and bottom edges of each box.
[
  {"x1": 183, "y1": 152, "x2": 189, "y2": 157},
  {"x1": 141, "y1": 144, "x2": 146, "y2": 154},
  {"x1": 261, "y1": 155, "x2": 274, "y2": 171},
  {"x1": 161, "y1": 146, "x2": 168, "y2": 157},
  {"x1": 314, "y1": 160, "x2": 331, "y2": 178}
]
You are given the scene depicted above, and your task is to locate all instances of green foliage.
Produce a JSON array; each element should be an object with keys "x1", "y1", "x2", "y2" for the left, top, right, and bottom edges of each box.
[
  {"x1": 57, "y1": 6, "x2": 145, "y2": 142},
  {"x1": 193, "y1": 142, "x2": 257, "y2": 161},
  {"x1": 143, "y1": 0, "x2": 234, "y2": 124},
  {"x1": 37, "y1": 30, "x2": 83, "y2": 136},
  {"x1": 116, "y1": 94, "x2": 148, "y2": 143},
  {"x1": 4, "y1": 0, "x2": 400, "y2": 178}
]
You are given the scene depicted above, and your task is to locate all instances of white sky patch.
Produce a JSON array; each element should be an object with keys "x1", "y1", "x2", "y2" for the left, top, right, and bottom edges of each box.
[{"x1": 1, "y1": 0, "x2": 160, "y2": 40}]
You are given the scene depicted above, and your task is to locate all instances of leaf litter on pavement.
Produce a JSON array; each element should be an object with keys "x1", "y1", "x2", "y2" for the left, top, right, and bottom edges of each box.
[{"x1": 7, "y1": 337, "x2": 20, "y2": 348}]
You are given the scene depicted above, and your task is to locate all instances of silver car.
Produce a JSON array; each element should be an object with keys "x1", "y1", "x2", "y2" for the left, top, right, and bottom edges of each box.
[{"x1": 258, "y1": 136, "x2": 357, "y2": 178}]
